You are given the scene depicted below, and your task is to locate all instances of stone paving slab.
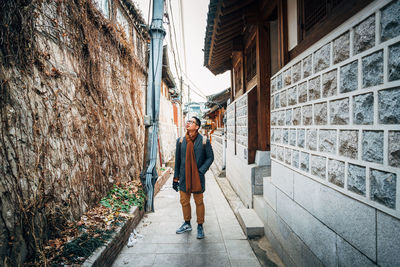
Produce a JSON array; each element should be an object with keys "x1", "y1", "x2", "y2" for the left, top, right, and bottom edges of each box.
[{"x1": 113, "y1": 172, "x2": 260, "y2": 267}]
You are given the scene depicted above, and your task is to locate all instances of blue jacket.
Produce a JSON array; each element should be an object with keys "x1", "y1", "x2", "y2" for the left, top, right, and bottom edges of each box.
[{"x1": 174, "y1": 134, "x2": 214, "y2": 193}]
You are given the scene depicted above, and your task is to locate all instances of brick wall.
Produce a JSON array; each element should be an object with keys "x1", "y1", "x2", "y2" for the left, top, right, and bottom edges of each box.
[{"x1": 270, "y1": 0, "x2": 400, "y2": 218}]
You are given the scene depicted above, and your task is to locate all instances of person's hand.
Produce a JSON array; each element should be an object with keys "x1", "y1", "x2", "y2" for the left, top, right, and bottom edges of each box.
[{"x1": 172, "y1": 178, "x2": 179, "y2": 192}]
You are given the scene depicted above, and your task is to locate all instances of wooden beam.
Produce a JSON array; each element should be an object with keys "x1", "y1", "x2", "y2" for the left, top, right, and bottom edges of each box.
[
  {"x1": 256, "y1": 19, "x2": 270, "y2": 151},
  {"x1": 261, "y1": 0, "x2": 278, "y2": 20},
  {"x1": 232, "y1": 36, "x2": 243, "y2": 51},
  {"x1": 214, "y1": 48, "x2": 232, "y2": 58},
  {"x1": 216, "y1": 31, "x2": 242, "y2": 42},
  {"x1": 208, "y1": 0, "x2": 225, "y2": 67},
  {"x1": 213, "y1": 32, "x2": 242, "y2": 48},
  {"x1": 210, "y1": 59, "x2": 232, "y2": 75},
  {"x1": 243, "y1": 3, "x2": 258, "y2": 25},
  {"x1": 218, "y1": 15, "x2": 242, "y2": 29},
  {"x1": 213, "y1": 48, "x2": 233, "y2": 58},
  {"x1": 211, "y1": 56, "x2": 232, "y2": 66},
  {"x1": 247, "y1": 87, "x2": 258, "y2": 164},
  {"x1": 216, "y1": 25, "x2": 242, "y2": 40},
  {"x1": 213, "y1": 43, "x2": 233, "y2": 54},
  {"x1": 230, "y1": 66, "x2": 234, "y2": 101},
  {"x1": 214, "y1": 46, "x2": 233, "y2": 54},
  {"x1": 277, "y1": 0, "x2": 289, "y2": 69},
  {"x1": 211, "y1": 54, "x2": 232, "y2": 63},
  {"x1": 212, "y1": 51, "x2": 231, "y2": 60},
  {"x1": 219, "y1": 10, "x2": 243, "y2": 24},
  {"x1": 242, "y1": 47, "x2": 246, "y2": 93},
  {"x1": 221, "y1": 0, "x2": 254, "y2": 16}
]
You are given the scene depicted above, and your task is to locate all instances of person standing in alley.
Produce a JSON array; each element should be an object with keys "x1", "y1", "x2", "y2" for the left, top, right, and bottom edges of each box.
[{"x1": 172, "y1": 116, "x2": 214, "y2": 239}]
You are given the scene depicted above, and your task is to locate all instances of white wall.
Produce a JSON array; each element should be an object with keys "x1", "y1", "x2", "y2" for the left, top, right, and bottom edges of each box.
[
  {"x1": 287, "y1": 0, "x2": 298, "y2": 50},
  {"x1": 159, "y1": 89, "x2": 177, "y2": 164}
]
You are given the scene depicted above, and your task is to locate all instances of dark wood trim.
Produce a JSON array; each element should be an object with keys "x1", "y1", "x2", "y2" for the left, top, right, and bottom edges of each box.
[
  {"x1": 216, "y1": 30, "x2": 243, "y2": 42},
  {"x1": 296, "y1": 0, "x2": 304, "y2": 45},
  {"x1": 277, "y1": 0, "x2": 289, "y2": 69},
  {"x1": 234, "y1": 102, "x2": 237, "y2": 155},
  {"x1": 216, "y1": 25, "x2": 242, "y2": 37},
  {"x1": 247, "y1": 87, "x2": 258, "y2": 164},
  {"x1": 256, "y1": 20, "x2": 269, "y2": 151},
  {"x1": 244, "y1": 30, "x2": 257, "y2": 50},
  {"x1": 243, "y1": 5, "x2": 259, "y2": 25},
  {"x1": 261, "y1": 0, "x2": 278, "y2": 20},
  {"x1": 221, "y1": 0, "x2": 254, "y2": 15},
  {"x1": 246, "y1": 75, "x2": 257, "y2": 91},
  {"x1": 218, "y1": 16, "x2": 243, "y2": 30},
  {"x1": 234, "y1": 88, "x2": 244, "y2": 99},
  {"x1": 208, "y1": 0, "x2": 224, "y2": 67},
  {"x1": 290, "y1": 0, "x2": 374, "y2": 61},
  {"x1": 219, "y1": 10, "x2": 243, "y2": 24},
  {"x1": 211, "y1": 50, "x2": 232, "y2": 61},
  {"x1": 244, "y1": 30, "x2": 256, "y2": 90},
  {"x1": 241, "y1": 50, "x2": 246, "y2": 94},
  {"x1": 233, "y1": 52, "x2": 244, "y2": 96},
  {"x1": 230, "y1": 67, "x2": 234, "y2": 101},
  {"x1": 232, "y1": 36, "x2": 243, "y2": 51}
]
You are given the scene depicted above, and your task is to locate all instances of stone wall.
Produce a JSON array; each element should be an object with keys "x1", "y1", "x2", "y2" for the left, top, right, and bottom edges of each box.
[
  {"x1": 271, "y1": 0, "x2": 400, "y2": 218},
  {"x1": 226, "y1": 92, "x2": 249, "y2": 159},
  {"x1": 236, "y1": 95, "x2": 248, "y2": 148},
  {"x1": 226, "y1": 92, "x2": 257, "y2": 207},
  {"x1": 266, "y1": 0, "x2": 400, "y2": 265},
  {"x1": 0, "y1": 0, "x2": 146, "y2": 264},
  {"x1": 226, "y1": 100, "x2": 235, "y2": 142}
]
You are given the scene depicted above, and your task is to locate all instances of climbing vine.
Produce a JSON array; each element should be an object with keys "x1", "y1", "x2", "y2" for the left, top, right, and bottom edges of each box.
[{"x1": 0, "y1": 0, "x2": 147, "y2": 265}]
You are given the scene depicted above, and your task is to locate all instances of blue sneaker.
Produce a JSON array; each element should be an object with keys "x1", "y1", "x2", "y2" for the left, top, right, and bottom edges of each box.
[
  {"x1": 197, "y1": 224, "x2": 205, "y2": 239},
  {"x1": 176, "y1": 222, "x2": 192, "y2": 234}
]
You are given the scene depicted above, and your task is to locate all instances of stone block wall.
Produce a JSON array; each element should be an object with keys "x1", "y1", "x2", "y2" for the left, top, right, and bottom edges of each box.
[
  {"x1": 265, "y1": 1, "x2": 400, "y2": 265},
  {"x1": 270, "y1": 0, "x2": 400, "y2": 219},
  {"x1": 226, "y1": 92, "x2": 249, "y2": 157},
  {"x1": 236, "y1": 95, "x2": 248, "y2": 148},
  {"x1": 226, "y1": 102, "x2": 235, "y2": 142},
  {"x1": 226, "y1": 92, "x2": 254, "y2": 207}
]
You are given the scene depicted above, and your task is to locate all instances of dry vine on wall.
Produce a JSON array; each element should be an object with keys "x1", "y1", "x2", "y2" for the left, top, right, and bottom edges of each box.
[{"x1": 0, "y1": 0, "x2": 146, "y2": 265}]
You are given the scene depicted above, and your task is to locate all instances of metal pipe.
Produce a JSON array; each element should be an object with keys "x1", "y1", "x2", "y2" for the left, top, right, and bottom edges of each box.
[{"x1": 144, "y1": 0, "x2": 165, "y2": 211}]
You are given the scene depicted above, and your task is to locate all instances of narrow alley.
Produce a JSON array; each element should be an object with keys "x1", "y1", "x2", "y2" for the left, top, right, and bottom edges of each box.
[
  {"x1": 1, "y1": 0, "x2": 400, "y2": 266},
  {"x1": 113, "y1": 172, "x2": 261, "y2": 267}
]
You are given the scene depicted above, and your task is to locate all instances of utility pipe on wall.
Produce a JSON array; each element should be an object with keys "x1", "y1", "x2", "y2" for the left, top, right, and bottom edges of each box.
[{"x1": 143, "y1": 0, "x2": 165, "y2": 211}]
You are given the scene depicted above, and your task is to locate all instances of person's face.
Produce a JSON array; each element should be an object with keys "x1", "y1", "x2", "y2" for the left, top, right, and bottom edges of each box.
[{"x1": 186, "y1": 118, "x2": 199, "y2": 131}]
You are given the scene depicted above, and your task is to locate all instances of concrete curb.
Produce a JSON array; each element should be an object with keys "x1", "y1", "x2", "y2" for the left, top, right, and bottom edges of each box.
[{"x1": 82, "y1": 167, "x2": 173, "y2": 267}]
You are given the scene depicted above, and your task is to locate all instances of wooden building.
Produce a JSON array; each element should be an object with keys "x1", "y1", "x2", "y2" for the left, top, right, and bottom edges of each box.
[
  {"x1": 204, "y1": 0, "x2": 400, "y2": 265},
  {"x1": 203, "y1": 88, "x2": 230, "y2": 131},
  {"x1": 204, "y1": 0, "x2": 372, "y2": 163}
]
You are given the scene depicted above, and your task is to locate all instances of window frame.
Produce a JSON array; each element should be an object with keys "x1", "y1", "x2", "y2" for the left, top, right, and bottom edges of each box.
[{"x1": 290, "y1": 0, "x2": 373, "y2": 60}]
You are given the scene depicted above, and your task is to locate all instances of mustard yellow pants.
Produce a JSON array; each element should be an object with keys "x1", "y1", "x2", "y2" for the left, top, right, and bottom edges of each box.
[{"x1": 179, "y1": 191, "x2": 205, "y2": 224}]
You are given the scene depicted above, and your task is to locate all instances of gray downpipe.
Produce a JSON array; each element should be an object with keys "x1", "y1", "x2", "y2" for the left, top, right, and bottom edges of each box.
[{"x1": 144, "y1": 0, "x2": 165, "y2": 211}]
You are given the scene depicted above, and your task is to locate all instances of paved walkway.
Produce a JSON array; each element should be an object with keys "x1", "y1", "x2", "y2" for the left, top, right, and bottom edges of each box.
[{"x1": 113, "y1": 171, "x2": 261, "y2": 267}]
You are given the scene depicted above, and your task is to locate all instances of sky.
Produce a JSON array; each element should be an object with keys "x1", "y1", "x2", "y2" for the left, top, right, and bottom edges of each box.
[{"x1": 134, "y1": 0, "x2": 230, "y2": 102}]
